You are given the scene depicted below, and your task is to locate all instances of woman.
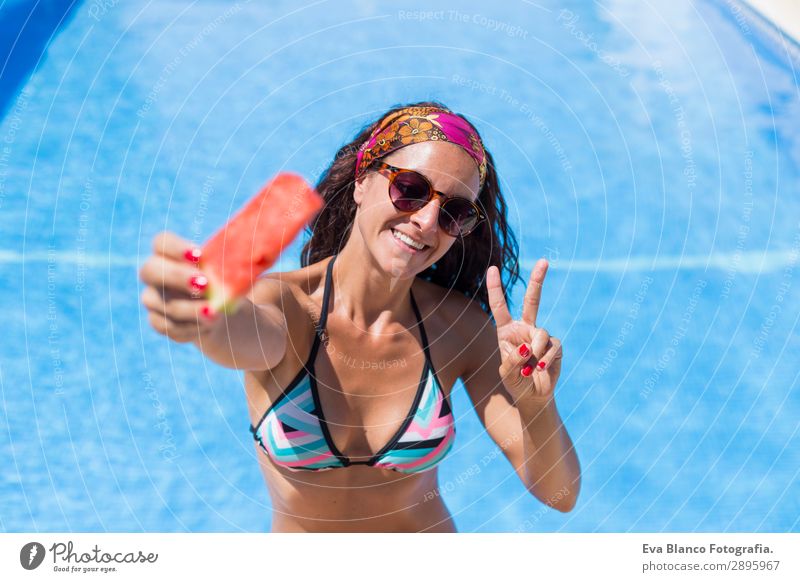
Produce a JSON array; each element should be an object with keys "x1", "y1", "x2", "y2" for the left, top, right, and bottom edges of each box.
[{"x1": 138, "y1": 101, "x2": 581, "y2": 532}]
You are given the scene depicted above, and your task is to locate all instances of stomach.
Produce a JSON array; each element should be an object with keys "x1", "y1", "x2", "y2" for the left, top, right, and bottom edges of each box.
[
  {"x1": 270, "y1": 505, "x2": 457, "y2": 533},
  {"x1": 259, "y1": 460, "x2": 458, "y2": 532}
]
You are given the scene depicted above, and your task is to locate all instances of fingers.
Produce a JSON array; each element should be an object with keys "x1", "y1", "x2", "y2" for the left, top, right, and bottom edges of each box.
[
  {"x1": 140, "y1": 286, "x2": 217, "y2": 325},
  {"x1": 537, "y1": 337, "x2": 562, "y2": 372},
  {"x1": 530, "y1": 327, "x2": 550, "y2": 360},
  {"x1": 147, "y1": 310, "x2": 212, "y2": 343},
  {"x1": 139, "y1": 254, "x2": 209, "y2": 297},
  {"x1": 487, "y1": 265, "x2": 512, "y2": 328},
  {"x1": 498, "y1": 339, "x2": 536, "y2": 384},
  {"x1": 142, "y1": 286, "x2": 219, "y2": 343},
  {"x1": 153, "y1": 230, "x2": 199, "y2": 262},
  {"x1": 521, "y1": 258, "x2": 548, "y2": 327},
  {"x1": 503, "y1": 329, "x2": 556, "y2": 379},
  {"x1": 522, "y1": 327, "x2": 550, "y2": 373}
]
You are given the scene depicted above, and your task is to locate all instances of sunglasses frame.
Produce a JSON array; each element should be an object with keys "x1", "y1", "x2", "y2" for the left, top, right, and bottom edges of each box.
[{"x1": 373, "y1": 161, "x2": 486, "y2": 238}]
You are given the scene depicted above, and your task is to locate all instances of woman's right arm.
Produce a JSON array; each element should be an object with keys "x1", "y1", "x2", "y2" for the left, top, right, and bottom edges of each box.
[
  {"x1": 138, "y1": 231, "x2": 290, "y2": 372},
  {"x1": 195, "y1": 278, "x2": 292, "y2": 371}
]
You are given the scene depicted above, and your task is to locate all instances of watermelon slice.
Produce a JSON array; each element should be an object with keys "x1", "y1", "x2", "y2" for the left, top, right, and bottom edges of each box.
[{"x1": 200, "y1": 173, "x2": 324, "y2": 314}]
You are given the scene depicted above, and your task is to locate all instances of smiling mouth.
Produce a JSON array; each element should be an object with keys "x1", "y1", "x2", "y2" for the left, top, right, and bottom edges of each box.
[{"x1": 390, "y1": 228, "x2": 429, "y2": 252}]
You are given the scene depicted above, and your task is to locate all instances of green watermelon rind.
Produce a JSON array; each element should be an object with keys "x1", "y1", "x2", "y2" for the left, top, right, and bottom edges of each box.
[{"x1": 203, "y1": 270, "x2": 242, "y2": 316}]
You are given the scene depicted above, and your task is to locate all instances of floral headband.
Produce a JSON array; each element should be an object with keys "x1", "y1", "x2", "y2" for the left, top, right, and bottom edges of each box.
[{"x1": 354, "y1": 106, "x2": 488, "y2": 190}]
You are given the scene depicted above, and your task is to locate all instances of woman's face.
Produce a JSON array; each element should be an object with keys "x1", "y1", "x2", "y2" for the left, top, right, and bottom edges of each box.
[{"x1": 353, "y1": 140, "x2": 481, "y2": 280}]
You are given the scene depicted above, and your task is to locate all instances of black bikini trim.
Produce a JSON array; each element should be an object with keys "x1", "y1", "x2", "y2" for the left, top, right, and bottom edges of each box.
[
  {"x1": 410, "y1": 286, "x2": 456, "y2": 431},
  {"x1": 389, "y1": 437, "x2": 447, "y2": 451},
  {"x1": 364, "y1": 359, "x2": 429, "y2": 466},
  {"x1": 251, "y1": 252, "x2": 454, "y2": 469},
  {"x1": 309, "y1": 372, "x2": 350, "y2": 466},
  {"x1": 249, "y1": 255, "x2": 338, "y2": 438}
]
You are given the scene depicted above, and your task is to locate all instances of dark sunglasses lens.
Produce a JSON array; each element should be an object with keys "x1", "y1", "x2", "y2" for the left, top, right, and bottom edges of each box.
[
  {"x1": 389, "y1": 171, "x2": 430, "y2": 211},
  {"x1": 441, "y1": 198, "x2": 479, "y2": 236}
]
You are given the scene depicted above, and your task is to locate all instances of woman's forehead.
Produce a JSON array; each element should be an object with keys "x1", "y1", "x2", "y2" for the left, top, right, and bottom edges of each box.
[{"x1": 383, "y1": 142, "x2": 481, "y2": 199}]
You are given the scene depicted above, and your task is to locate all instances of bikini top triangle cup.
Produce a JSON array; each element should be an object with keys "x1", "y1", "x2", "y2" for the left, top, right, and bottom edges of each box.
[{"x1": 249, "y1": 254, "x2": 457, "y2": 474}]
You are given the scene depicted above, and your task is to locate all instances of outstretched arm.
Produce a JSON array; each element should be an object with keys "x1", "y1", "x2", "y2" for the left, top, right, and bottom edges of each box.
[{"x1": 139, "y1": 231, "x2": 290, "y2": 372}]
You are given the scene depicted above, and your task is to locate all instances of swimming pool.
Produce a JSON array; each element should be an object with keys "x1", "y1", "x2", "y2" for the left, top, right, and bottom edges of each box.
[{"x1": 1, "y1": 0, "x2": 798, "y2": 532}]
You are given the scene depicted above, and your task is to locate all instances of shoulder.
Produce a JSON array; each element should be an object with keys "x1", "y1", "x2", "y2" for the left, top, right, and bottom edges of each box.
[
  {"x1": 246, "y1": 258, "x2": 330, "y2": 328},
  {"x1": 412, "y1": 278, "x2": 496, "y2": 374},
  {"x1": 413, "y1": 277, "x2": 491, "y2": 329}
]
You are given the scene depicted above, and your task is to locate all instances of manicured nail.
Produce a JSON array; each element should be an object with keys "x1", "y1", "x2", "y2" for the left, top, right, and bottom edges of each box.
[
  {"x1": 521, "y1": 364, "x2": 534, "y2": 377},
  {"x1": 201, "y1": 305, "x2": 216, "y2": 319},
  {"x1": 537, "y1": 361, "x2": 546, "y2": 370},
  {"x1": 189, "y1": 274, "x2": 208, "y2": 291},
  {"x1": 184, "y1": 247, "x2": 202, "y2": 263},
  {"x1": 518, "y1": 344, "x2": 530, "y2": 357}
]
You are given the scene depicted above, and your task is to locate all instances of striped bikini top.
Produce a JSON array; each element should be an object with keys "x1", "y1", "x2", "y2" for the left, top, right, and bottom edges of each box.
[{"x1": 249, "y1": 254, "x2": 456, "y2": 474}]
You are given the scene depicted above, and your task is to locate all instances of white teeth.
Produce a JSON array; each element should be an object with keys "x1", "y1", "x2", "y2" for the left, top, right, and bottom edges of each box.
[{"x1": 392, "y1": 229, "x2": 425, "y2": 250}]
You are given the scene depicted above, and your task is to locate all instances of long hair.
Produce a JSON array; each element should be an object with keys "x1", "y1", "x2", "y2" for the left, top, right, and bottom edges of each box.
[{"x1": 300, "y1": 100, "x2": 520, "y2": 320}]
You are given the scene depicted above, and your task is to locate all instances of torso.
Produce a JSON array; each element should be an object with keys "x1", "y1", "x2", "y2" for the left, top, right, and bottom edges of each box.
[{"x1": 244, "y1": 255, "x2": 475, "y2": 532}]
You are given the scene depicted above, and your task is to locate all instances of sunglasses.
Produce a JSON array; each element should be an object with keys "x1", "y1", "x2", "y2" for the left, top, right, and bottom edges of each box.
[{"x1": 374, "y1": 161, "x2": 486, "y2": 237}]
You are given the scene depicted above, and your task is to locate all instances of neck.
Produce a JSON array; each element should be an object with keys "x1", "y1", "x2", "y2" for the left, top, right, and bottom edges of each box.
[{"x1": 328, "y1": 233, "x2": 417, "y2": 333}]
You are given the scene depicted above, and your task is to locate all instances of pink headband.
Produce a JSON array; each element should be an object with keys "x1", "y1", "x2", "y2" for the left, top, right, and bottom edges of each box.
[{"x1": 354, "y1": 106, "x2": 487, "y2": 189}]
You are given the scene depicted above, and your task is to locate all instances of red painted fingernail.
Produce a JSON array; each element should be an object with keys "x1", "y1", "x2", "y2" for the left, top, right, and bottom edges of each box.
[
  {"x1": 521, "y1": 365, "x2": 534, "y2": 377},
  {"x1": 518, "y1": 344, "x2": 530, "y2": 357},
  {"x1": 189, "y1": 274, "x2": 208, "y2": 291},
  {"x1": 184, "y1": 247, "x2": 202, "y2": 263},
  {"x1": 201, "y1": 305, "x2": 216, "y2": 319},
  {"x1": 537, "y1": 361, "x2": 546, "y2": 370}
]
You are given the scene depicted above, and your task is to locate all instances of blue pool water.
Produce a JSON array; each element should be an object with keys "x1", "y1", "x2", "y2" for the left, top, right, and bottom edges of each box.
[{"x1": 1, "y1": 0, "x2": 798, "y2": 532}]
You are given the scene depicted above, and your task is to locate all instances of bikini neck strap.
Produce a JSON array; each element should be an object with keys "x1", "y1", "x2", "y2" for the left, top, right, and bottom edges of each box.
[
  {"x1": 316, "y1": 253, "x2": 430, "y2": 352},
  {"x1": 317, "y1": 253, "x2": 337, "y2": 334}
]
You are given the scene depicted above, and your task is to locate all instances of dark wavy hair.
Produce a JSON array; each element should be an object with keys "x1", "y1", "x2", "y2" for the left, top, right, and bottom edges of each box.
[{"x1": 301, "y1": 100, "x2": 520, "y2": 320}]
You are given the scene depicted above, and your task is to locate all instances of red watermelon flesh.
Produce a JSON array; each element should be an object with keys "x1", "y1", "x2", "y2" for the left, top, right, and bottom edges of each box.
[{"x1": 200, "y1": 173, "x2": 324, "y2": 314}]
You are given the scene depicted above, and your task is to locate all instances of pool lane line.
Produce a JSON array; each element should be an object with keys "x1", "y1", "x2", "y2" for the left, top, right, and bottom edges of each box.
[{"x1": 0, "y1": 248, "x2": 797, "y2": 273}]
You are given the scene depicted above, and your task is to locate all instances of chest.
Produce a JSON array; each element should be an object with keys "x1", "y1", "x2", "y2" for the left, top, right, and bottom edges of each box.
[{"x1": 312, "y1": 312, "x2": 461, "y2": 459}]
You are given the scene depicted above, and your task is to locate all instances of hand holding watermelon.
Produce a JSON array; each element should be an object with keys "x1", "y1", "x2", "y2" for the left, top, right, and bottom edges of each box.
[
  {"x1": 139, "y1": 231, "x2": 223, "y2": 344},
  {"x1": 138, "y1": 173, "x2": 324, "y2": 368}
]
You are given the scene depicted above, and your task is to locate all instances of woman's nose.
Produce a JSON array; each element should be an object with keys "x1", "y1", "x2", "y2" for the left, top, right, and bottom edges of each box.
[{"x1": 409, "y1": 196, "x2": 442, "y2": 233}]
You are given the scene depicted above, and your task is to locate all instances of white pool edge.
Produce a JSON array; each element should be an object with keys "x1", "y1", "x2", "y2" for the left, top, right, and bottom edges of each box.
[
  {"x1": 740, "y1": 0, "x2": 800, "y2": 45},
  {"x1": 730, "y1": 0, "x2": 800, "y2": 67}
]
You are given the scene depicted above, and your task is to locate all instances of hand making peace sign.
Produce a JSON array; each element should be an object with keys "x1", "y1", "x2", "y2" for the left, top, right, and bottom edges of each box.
[{"x1": 487, "y1": 258, "x2": 563, "y2": 405}]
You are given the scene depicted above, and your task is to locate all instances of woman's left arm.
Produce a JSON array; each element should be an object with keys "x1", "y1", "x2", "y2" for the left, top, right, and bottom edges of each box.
[
  {"x1": 514, "y1": 389, "x2": 581, "y2": 512},
  {"x1": 461, "y1": 259, "x2": 581, "y2": 512}
]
